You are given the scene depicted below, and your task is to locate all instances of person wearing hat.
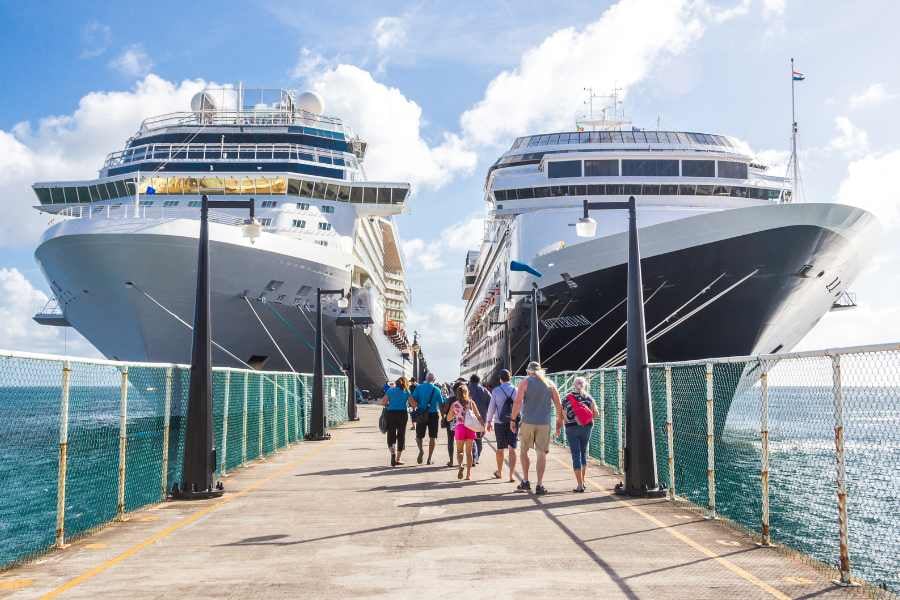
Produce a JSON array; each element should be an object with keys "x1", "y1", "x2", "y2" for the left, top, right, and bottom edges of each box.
[
  {"x1": 485, "y1": 368, "x2": 518, "y2": 481},
  {"x1": 509, "y1": 361, "x2": 563, "y2": 495}
]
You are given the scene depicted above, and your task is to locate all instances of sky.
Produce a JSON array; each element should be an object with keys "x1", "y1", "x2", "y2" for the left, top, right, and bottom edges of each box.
[{"x1": 1, "y1": 0, "x2": 900, "y2": 378}]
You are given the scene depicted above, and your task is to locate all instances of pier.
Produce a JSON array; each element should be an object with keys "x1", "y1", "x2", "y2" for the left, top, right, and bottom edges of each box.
[{"x1": 0, "y1": 406, "x2": 877, "y2": 599}]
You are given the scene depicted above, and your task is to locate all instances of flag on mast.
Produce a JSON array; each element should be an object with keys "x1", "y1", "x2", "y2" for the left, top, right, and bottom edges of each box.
[{"x1": 792, "y1": 70, "x2": 805, "y2": 81}]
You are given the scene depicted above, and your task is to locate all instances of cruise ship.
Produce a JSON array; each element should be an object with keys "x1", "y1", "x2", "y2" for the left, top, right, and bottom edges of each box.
[
  {"x1": 31, "y1": 87, "x2": 420, "y2": 393},
  {"x1": 460, "y1": 112, "x2": 878, "y2": 387}
]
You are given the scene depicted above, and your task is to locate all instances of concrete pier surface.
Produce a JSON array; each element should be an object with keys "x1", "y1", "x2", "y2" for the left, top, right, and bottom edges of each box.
[{"x1": 0, "y1": 406, "x2": 876, "y2": 599}]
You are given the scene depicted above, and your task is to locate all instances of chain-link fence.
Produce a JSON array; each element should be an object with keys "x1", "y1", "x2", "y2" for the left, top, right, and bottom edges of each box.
[
  {"x1": 530, "y1": 342, "x2": 900, "y2": 595},
  {"x1": 0, "y1": 350, "x2": 348, "y2": 569}
]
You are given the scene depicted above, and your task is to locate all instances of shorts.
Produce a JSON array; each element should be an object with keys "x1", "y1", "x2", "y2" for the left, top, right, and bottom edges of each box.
[
  {"x1": 454, "y1": 424, "x2": 477, "y2": 441},
  {"x1": 416, "y1": 412, "x2": 440, "y2": 439},
  {"x1": 494, "y1": 422, "x2": 518, "y2": 450},
  {"x1": 518, "y1": 423, "x2": 551, "y2": 454}
]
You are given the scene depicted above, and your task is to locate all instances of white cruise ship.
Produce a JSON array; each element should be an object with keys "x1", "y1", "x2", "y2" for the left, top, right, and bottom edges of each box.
[
  {"x1": 31, "y1": 87, "x2": 419, "y2": 393},
  {"x1": 461, "y1": 113, "x2": 879, "y2": 389}
]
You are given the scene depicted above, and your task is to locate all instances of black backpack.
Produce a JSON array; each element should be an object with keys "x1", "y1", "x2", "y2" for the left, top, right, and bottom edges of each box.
[{"x1": 498, "y1": 386, "x2": 516, "y2": 422}]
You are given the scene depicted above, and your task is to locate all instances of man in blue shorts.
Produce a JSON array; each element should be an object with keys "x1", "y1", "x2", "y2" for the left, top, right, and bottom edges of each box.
[{"x1": 485, "y1": 369, "x2": 518, "y2": 481}]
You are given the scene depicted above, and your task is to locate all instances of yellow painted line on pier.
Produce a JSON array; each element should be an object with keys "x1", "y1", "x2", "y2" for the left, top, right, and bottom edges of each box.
[
  {"x1": 550, "y1": 453, "x2": 791, "y2": 600},
  {"x1": 41, "y1": 440, "x2": 331, "y2": 599},
  {"x1": 0, "y1": 578, "x2": 33, "y2": 590}
]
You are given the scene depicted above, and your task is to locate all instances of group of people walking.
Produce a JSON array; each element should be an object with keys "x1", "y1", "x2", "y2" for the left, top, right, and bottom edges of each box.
[{"x1": 379, "y1": 361, "x2": 600, "y2": 493}]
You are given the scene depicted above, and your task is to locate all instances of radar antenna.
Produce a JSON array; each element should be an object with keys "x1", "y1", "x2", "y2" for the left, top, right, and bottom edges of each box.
[{"x1": 576, "y1": 86, "x2": 630, "y2": 132}]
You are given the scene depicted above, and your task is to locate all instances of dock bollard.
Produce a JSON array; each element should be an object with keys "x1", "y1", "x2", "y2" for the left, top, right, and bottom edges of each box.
[
  {"x1": 705, "y1": 363, "x2": 716, "y2": 519},
  {"x1": 55, "y1": 361, "x2": 72, "y2": 548}
]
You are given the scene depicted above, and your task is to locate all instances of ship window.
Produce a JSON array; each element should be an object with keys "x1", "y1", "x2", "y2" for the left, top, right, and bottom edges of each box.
[
  {"x1": 318, "y1": 222, "x2": 332, "y2": 231},
  {"x1": 623, "y1": 184, "x2": 641, "y2": 195},
  {"x1": 350, "y1": 187, "x2": 363, "y2": 203},
  {"x1": 532, "y1": 186, "x2": 549, "y2": 198},
  {"x1": 287, "y1": 178, "x2": 301, "y2": 195},
  {"x1": 659, "y1": 184, "x2": 678, "y2": 195},
  {"x1": 164, "y1": 200, "x2": 179, "y2": 207},
  {"x1": 573, "y1": 184, "x2": 587, "y2": 196},
  {"x1": 767, "y1": 189, "x2": 782, "y2": 200},
  {"x1": 517, "y1": 187, "x2": 535, "y2": 199},
  {"x1": 642, "y1": 184, "x2": 660, "y2": 195},
  {"x1": 205, "y1": 147, "x2": 221, "y2": 160},
  {"x1": 584, "y1": 159, "x2": 619, "y2": 176},
  {"x1": 547, "y1": 160, "x2": 582, "y2": 178},
  {"x1": 292, "y1": 219, "x2": 306, "y2": 228},
  {"x1": 622, "y1": 159, "x2": 678, "y2": 177},
  {"x1": 587, "y1": 184, "x2": 603, "y2": 195},
  {"x1": 321, "y1": 205, "x2": 335, "y2": 213},
  {"x1": 323, "y1": 184, "x2": 338, "y2": 201},
  {"x1": 299, "y1": 179, "x2": 314, "y2": 198},
  {"x1": 696, "y1": 185, "x2": 714, "y2": 196},
  {"x1": 549, "y1": 134, "x2": 560, "y2": 144},
  {"x1": 730, "y1": 186, "x2": 749, "y2": 198},
  {"x1": 621, "y1": 131, "x2": 636, "y2": 143},
  {"x1": 605, "y1": 184, "x2": 623, "y2": 195},
  {"x1": 261, "y1": 200, "x2": 277, "y2": 208},
  {"x1": 713, "y1": 186, "x2": 730, "y2": 196},
  {"x1": 374, "y1": 188, "x2": 388, "y2": 204},
  {"x1": 74, "y1": 186, "x2": 90, "y2": 202},
  {"x1": 550, "y1": 185, "x2": 567, "y2": 197},
  {"x1": 140, "y1": 200, "x2": 154, "y2": 206},
  {"x1": 270, "y1": 177, "x2": 287, "y2": 194},
  {"x1": 315, "y1": 240, "x2": 328, "y2": 247},
  {"x1": 678, "y1": 184, "x2": 696, "y2": 195},
  {"x1": 718, "y1": 161, "x2": 748, "y2": 179},
  {"x1": 297, "y1": 202, "x2": 310, "y2": 210},
  {"x1": 392, "y1": 188, "x2": 408, "y2": 203},
  {"x1": 258, "y1": 218, "x2": 273, "y2": 227},
  {"x1": 239, "y1": 146, "x2": 255, "y2": 160},
  {"x1": 34, "y1": 187, "x2": 52, "y2": 204},
  {"x1": 188, "y1": 147, "x2": 204, "y2": 160},
  {"x1": 681, "y1": 159, "x2": 715, "y2": 177},
  {"x1": 610, "y1": 131, "x2": 624, "y2": 143},
  {"x1": 188, "y1": 201, "x2": 201, "y2": 207},
  {"x1": 337, "y1": 186, "x2": 350, "y2": 202},
  {"x1": 297, "y1": 152, "x2": 314, "y2": 162},
  {"x1": 633, "y1": 131, "x2": 648, "y2": 143},
  {"x1": 48, "y1": 187, "x2": 63, "y2": 204},
  {"x1": 93, "y1": 184, "x2": 109, "y2": 201},
  {"x1": 313, "y1": 181, "x2": 327, "y2": 199},
  {"x1": 494, "y1": 189, "x2": 507, "y2": 202},
  {"x1": 112, "y1": 181, "x2": 127, "y2": 198},
  {"x1": 274, "y1": 147, "x2": 290, "y2": 160},
  {"x1": 364, "y1": 187, "x2": 377, "y2": 203},
  {"x1": 201, "y1": 177, "x2": 224, "y2": 194}
]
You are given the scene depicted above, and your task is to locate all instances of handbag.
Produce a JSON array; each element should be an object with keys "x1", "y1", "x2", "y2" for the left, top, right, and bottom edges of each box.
[
  {"x1": 568, "y1": 393, "x2": 594, "y2": 426},
  {"x1": 464, "y1": 408, "x2": 484, "y2": 433},
  {"x1": 378, "y1": 407, "x2": 388, "y2": 434}
]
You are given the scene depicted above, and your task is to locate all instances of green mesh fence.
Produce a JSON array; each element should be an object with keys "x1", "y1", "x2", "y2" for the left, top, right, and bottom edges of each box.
[
  {"x1": 533, "y1": 348, "x2": 900, "y2": 596},
  {"x1": 0, "y1": 352, "x2": 347, "y2": 570}
]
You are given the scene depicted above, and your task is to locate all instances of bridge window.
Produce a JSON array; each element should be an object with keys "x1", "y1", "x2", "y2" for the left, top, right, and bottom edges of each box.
[
  {"x1": 547, "y1": 160, "x2": 582, "y2": 178},
  {"x1": 717, "y1": 161, "x2": 748, "y2": 179},
  {"x1": 261, "y1": 200, "x2": 277, "y2": 208},
  {"x1": 391, "y1": 188, "x2": 408, "y2": 203},
  {"x1": 350, "y1": 187, "x2": 363, "y2": 203},
  {"x1": 297, "y1": 202, "x2": 310, "y2": 210},
  {"x1": 321, "y1": 205, "x2": 335, "y2": 213},
  {"x1": 681, "y1": 160, "x2": 715, "y2": 177},
  {"x1": 584, "y1": 159, "x2": 619, "y2": 176},
  {"x1": 292, "y1": 219, "x2": 306, "y2": 228},
  {"x1": 288, "y1": 178, "x2": 302, "y2": 195},
  {"x1": 622, "y1": 159, "x2": 678, "y2": 177}
]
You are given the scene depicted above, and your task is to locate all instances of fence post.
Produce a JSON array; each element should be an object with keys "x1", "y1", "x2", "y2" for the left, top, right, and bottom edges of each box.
[
  {"x1": 161, "y1": 367, "x2": 173, "y2": 499},
  {"x1": 665, "y1": 365, "x2": 675, "y2": 500},
  {"x1": 258, "y1": 375, "x2": 264, "y2": 457},
  {"x1": 283, "y1": 376, "x2": 289, "y2": 445},
  {"x1": 759, "y1": 361, "x2": 771, "y2": 545},
  {"x1": 116, "y1": 366, "x2": 129, "y2": 521},
  {"x1": 616, "y1": 369, "x2": 623, "y2": 475},
  {"x1": 292, "y1": 376, "x2": 299, "y2": 442},
  {"x1": 241, "y1": 372, "x2": 248, "y2": 466},
  {"x1": 273, "y1": 375, "x2": 279, "y2": 451},
  {"x1": 831, "y1": 354, "x2": 853, "y2": 585},
  {"x1": 55, "y1": 361, "x2": 72, "y2": 548},
  {"x1": 705, "y1": 363, "x2": 716, "y2": 519},
  {"x1": 598, "y1": 371, "x2": 605, "y2": 465},
  {"x1": 221, "y1": 370, "x2": 230, "y2": 475}
]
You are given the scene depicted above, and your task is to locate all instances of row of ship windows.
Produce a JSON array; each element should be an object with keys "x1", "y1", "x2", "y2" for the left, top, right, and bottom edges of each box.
[
  {"x1": 116, "y1": 144, "x2": 348, "y2": 167},
  {"x1": 122, "y1": 199, "x2": 338, "y2": 214},
  {"x1": 546, "y1": 159, "x2": 748, "y2": 179},
  {"x1": 512, "y1": 130, "x2": 735, "y2": 149},
  {"x1": 494, "y1": 183, "x2": 787, "y2": 202},
  {"x1": 290, "y1": 219, "x2": 332, "y2": 231},
  {"x1": 34, "y1": 175, "x2": 408, "y2": 205}
]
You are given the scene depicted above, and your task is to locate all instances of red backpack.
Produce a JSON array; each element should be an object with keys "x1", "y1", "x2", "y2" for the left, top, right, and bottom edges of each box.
[{"x1": 567, "y1": 393, "x2": 594, "y2": 426}]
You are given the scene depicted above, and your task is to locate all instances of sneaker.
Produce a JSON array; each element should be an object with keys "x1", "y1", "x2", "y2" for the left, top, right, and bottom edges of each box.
[
  {"x1": 417, "y1": 449, "x2": 424, "y2": 464},
  {"x1": 572, "y1": 486, "x2": 585, "y2": 493},
  {"x1": 390, "y1": 453, "x2": 397, "y2": 467},
  {"x1": 516, "y1": 480, "x2": 531, "y2": 492},
  {"x1": 535, "y1": 485, "x2": 547, "y2": 496}
]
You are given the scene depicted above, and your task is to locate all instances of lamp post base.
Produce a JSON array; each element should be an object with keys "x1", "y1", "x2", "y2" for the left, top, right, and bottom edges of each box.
[
  {"x1": 304, "y1": 432, "x2": 332, "y2": 441},
  {"x1": 614, "y1": 481, "x2": 668, "y2": 498},
  {"x1": 170, "y1": 482, "x2": 225, "y2": 501}
]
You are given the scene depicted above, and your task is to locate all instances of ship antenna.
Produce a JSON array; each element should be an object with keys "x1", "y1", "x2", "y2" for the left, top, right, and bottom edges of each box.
[{"x1": 788, "y1": 58, "x2": 804, "y2": 203}]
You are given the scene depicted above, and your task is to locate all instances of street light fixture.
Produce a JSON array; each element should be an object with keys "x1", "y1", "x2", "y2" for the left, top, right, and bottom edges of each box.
[
  {"x1": 336, "y1": 289, "x2": 373, "y2": 422},
  {"x1": 508, "y1": 284, "x2": 541, "y2": 366},
  {"x1": 174, "y1": 194, "x2": 256, "y2": 500},
  {"x1": 410, "y1": 333, "x2": 421, "y2": 381},
  {"x1": 576, "y1": 196, "x2": 664, "y2": 497},
  {"x1": 307, "y1": 287, "x2": 347, "y2": 440}
]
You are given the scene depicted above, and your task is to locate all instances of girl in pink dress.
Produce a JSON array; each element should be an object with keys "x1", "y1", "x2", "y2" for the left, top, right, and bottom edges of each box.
[{"x1": 449, "y1": 385, "x2": 483, "y2": 480}]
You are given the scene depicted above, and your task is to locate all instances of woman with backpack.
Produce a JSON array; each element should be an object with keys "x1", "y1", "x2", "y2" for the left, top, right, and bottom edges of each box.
[
  {"x1": 447, "y1": 384, "x2": 484, "y2": 480},
  {"x1": 562, "y1": 376, "x2": 600, "y2": 492},
  {"x1": 485, "y1": 369, "x2": 518, "y2": 481}
]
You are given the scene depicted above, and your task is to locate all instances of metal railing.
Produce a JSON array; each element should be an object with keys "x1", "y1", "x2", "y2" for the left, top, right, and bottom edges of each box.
[
  {"x1": 0, "y1": 349, "x2": 348, "y2": 568},
  {"x1": 55, "y1": 204, "x2": 249, "y2": 226},
  {"x1": 532, "y1": 341, "x2": 900, "y2": 596},
  {"x1": 103, "y1": 142, "x2": 356, "y2": 170},
  {"x1": 137, "y1": 109, "x2": 346, "y2": 135}
]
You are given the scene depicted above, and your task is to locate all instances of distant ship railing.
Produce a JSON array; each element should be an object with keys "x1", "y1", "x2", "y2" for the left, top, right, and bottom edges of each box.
[
  {"x1": 521, "y1": 341, "x2": 900, "y2": 594},
  {"x1": 103, "y1": 142, "x2": 356, "y2": 170},
  {"x1": 55, "y1": 204, "x2": 249, "y2": 227},
  {"x1": 137, "y1": 109, "x2": 346, "y2": 135}
]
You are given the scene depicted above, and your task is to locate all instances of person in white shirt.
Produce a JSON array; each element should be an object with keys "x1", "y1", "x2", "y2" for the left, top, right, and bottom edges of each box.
[{"x1": 485, "y1": 369, "x2": 518, "y2": 482}]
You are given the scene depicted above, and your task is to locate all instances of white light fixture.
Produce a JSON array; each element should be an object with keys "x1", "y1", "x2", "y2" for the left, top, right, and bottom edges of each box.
[
  {"x1": 363, "y1": 324, "x2": 372, "y2": 335},
  {"x1": 504, "y1": 299, "x2": 515, "y2": 310},
  {"x1": 575, "y1": 216, "x2": 598, "y2": 238},
  {"x1": 242, "y1": 218, "x2": 262, "y2": 244},
  {"x1": 337, "y1": 295, "x2": 350, "y2": 310}
]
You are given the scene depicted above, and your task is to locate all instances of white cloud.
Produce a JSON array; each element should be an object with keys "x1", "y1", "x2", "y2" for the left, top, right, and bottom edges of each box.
[
  {"x1": 0, "y1": 268, "x2": 97, "y2": 356},
  {"x1": 373, "y1": 16, "x2": 407, "y2": 52},
  {"x1": 828, "y1": 116, "x2": 869, "y2": 158},
  {"x1": 402, "y1": 238, "x2": 444, "y2": 271},
  {"x1": 458, "y1": 0, "x2": 708, "y2": 148},
  {"x1": 849, "y1": 83, "x2": 896, "y2": 110},
  {"x1": 836, "y1": 148, "x2": 900, "y2": 226},
  {"x1": 80, "y1": 21, "x2": 112, "y2": 59},
  {"x1": 761, "y1": 0, "x2": 786, "y2": 18},
  {"x1": 291, "y1": 47, "x2": 327, "y2": 79},
  {"x1": 406, "y1": 302, "x2": 465, "y2": 377},
  {"x1": 441, "y1": 216, "x2": 484, "y2": 251},
  {"x1": 309, "y1": 64, "x2": 477, "y2": 189},
  {"x1": 402, "y1": 214, "x2": 486, "y2": 272},
  {"x1": 108, "y1": 44, "x2": 154, "y2": 78},
  {"x1": 0, "y1": 75, "x2": 208, "y2": 247}
]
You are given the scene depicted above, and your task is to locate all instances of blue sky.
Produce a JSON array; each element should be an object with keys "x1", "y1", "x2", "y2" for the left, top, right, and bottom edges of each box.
[{"x1": 2, "y1": 0, "x2": 900, "y2": 377}]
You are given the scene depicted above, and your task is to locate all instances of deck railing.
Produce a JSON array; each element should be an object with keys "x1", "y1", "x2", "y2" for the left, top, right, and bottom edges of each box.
[
  {"x1": 0, "y1": 350, "x2": 348, "y2": 568},
  {"x1": 526, "y1": 342, "x2": 900, "y2": 596}
]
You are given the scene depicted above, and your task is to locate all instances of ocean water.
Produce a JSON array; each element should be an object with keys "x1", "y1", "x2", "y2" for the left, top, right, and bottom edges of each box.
[{"x1": 0, "y1": 382, "x2": 896, "y2": 593}]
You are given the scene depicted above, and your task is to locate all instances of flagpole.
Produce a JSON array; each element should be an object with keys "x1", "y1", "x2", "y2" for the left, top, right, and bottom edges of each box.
[{"x1": 790, "y1": 57, "x2": 799, "y2": 203}]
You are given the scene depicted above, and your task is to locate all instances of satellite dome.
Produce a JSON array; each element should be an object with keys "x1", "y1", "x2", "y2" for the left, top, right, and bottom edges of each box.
[
  {"x1": 295, "y1": 91, "x2": 325, "y2": 115},
  {"x1": 190, "y1": 91, "x2": 218, "y2": 113}
]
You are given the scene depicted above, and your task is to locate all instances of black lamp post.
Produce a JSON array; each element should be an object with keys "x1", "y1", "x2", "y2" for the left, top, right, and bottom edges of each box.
[
  {"x1": 306, "y1": 288, "x2": 348, "y2": 441},
  {"x1": 509, "y1": 284, "x2": 541, "y2": 366},
  {"x1": 175, "y1": 194, "x2": 259, "y2": 500},
  {"x1": 490, "y1": 319, "x2": 512, "y2": 373},
  {"x1": 577, "y1": 196, "x2": 663, "y2": 497},
  {"x1": 411, "y1": 333, "x2": 421, "y2": 381},
  {"x1": 336, "y1": 289, "x2": 372, "y2": 422}
]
